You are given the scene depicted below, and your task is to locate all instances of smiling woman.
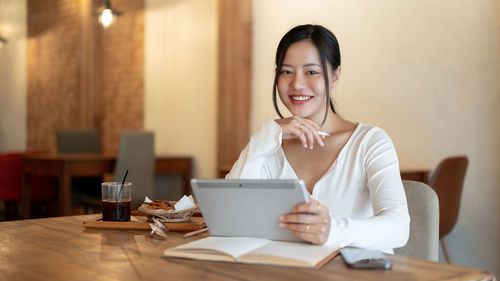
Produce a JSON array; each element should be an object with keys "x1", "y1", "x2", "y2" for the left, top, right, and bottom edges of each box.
[
  {"x1": 227, "y1": 24, "x2": 410, "y2": 249},
  {"x1": 273, "y1": 25, "x2": 340, "y2": 126},
  {"x1": 277, "y1": 40, "x2": 338, "y2": 126}
]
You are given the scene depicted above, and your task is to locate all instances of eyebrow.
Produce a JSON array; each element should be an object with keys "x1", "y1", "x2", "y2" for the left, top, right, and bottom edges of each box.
[{"x1": 282, "y1": 63, "x2": 321, "y2": 67}]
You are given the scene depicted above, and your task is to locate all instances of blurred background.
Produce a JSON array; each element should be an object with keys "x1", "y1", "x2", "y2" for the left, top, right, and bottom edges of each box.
[{"x1": 0, "y1": 0, "x2": 499, "y2": 276}]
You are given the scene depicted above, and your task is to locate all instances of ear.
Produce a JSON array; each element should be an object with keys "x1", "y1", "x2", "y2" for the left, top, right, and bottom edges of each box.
[
  {"x1": 329, "y1": 66, "x2": 341, "y2": 88},
  {"x1": 330, "y1": 65, "x2": 342, "y2": 85}
]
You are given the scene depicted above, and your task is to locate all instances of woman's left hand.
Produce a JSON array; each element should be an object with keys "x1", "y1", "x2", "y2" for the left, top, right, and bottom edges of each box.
[{"x1": 279, "y1": 199, "x2": 331, "y2": 245}]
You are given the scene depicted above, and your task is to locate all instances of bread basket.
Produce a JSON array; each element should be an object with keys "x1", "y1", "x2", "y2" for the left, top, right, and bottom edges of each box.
[{"x1": 138, "y1": 201, "x2": 198, "y2": 222}]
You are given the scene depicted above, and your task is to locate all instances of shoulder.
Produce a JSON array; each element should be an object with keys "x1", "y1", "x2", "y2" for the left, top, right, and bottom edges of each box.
[
  {"x1": 353, "y1": 124, "x2": 399, "y2": 166},
  {"x1": 354, "y1": 123, "x2": 394, "y2": 146},
  {"x1": 248, "y1": 117, "x2": 282, "y2": 142},
  {"x1": 256, "y1": 117, "x2": 282, "y2": 135}
]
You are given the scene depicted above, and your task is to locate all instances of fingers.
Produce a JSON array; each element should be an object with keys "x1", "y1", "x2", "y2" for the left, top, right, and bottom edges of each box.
[
  {"x1": 298, "y1": 120, "x2": 324, "y2": 149},
  {"x1": 283, "y1": 223, "x2": 328, "y2": 235},
  {"x1": 300, "y1": 118, "x2": 321, "y2": 131},
  {"x1": 313, "y1": 133, "x2": 325, "y2": 148},
  {"x1": 281, "y1": 214, "x2": 327, "y2": 225},
  {"x1": 291, "y1": 200, "x2": 327, "y2": 215},
  {"x1": 275, "y1": 116, "x2": 325, "y2": 149},
  {"x1": 279, "y1": 201, "x2": 330, "y2": 244},
  {"x1": 279, "y1": 220, "x2": 329, "y2": 245},
  {"x1": 280, "y1": 201, "x2": 329, "y2": 224},
  {"x1": 279, "y1": 213, "x2": 330, "y2": 245},
  {"x1": 296, "y1": 128, "x2": 309, "y2": 149},
  {"x1": 300, "y1": 123, "x2": 318, "y2": 149},
  {"x1": 290, "y1": 230, "x2": 328, "y2": 245}
]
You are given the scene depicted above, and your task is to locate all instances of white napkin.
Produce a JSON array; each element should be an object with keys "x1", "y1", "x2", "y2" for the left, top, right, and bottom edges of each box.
[
  {"x1": 144, "y1": 196, "x2": 153, "y2": 203},
  {"x1": 174, "y1": 195, "x2": 196, "y2": 211}
]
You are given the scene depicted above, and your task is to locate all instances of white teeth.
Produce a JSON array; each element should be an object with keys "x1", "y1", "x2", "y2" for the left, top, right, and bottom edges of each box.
[{"x1": 292, "y1": 96, "x2": 312, "y2": 101}]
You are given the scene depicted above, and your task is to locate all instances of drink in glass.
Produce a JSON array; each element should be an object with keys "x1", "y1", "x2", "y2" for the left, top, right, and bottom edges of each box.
[{"x1": 102, "y1": 182, "x2": 131, "y2": 221}]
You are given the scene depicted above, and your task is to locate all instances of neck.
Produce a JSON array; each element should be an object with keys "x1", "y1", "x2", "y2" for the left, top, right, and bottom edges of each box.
[{"x1": 317, "y1": 110, "x2": 345, "y2": 133}]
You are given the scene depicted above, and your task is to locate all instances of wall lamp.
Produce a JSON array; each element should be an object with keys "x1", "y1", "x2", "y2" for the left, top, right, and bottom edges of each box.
[
  {"x1": 0, "y1": 36, "x2": 7, "y2": 48},
  {"x1": 97, "y1": 0, "x2": 122, "y2": 28}
]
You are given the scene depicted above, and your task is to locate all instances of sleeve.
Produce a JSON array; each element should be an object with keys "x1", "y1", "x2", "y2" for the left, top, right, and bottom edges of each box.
[
  {"x1": 326, "y1": 128, "x2": 410, "y2": 251},
  {"x1": 225, "y1": 118, "x2": 283, "y2": 179}
]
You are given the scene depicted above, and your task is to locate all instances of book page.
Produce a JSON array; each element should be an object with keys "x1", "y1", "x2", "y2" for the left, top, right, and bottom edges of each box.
[
  {"x1": 167, "y1": 237, "x2": 271, "y2": 258},
  {"x1": 240, "y1": 241, "x2": 340, "y2": 267}
]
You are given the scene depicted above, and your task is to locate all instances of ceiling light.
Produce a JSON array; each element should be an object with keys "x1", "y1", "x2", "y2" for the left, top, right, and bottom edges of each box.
[{"x1": 97, "y1": 0, "x2": 122, "y2": 28}]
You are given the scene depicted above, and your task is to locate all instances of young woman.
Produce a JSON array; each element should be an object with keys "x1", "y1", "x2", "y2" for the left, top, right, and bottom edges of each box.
[{"x1": 226, "y1": 24, "x2": 409, "y2": 252}]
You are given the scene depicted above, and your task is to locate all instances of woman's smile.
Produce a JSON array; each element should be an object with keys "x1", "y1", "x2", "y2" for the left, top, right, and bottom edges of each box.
[{"x1": 290, "y1": 95, "x2": 314, "y2": 105}]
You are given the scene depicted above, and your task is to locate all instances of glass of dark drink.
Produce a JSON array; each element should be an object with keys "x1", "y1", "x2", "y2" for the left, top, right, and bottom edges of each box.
[{"x1": 102, "y1": 182, "x2": 132, "y2": 221}]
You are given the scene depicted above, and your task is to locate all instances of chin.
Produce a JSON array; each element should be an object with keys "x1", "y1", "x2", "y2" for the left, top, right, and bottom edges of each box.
[
  {"x1": 292, "y1": 111, "x2": 324, "y2": 124},
  {"x1": 289, "y1": 111, "x2": 313, "y2": 120},
  {"x1": 286, "y1": 105, "x2": 310, "y2": 116},
  {"x1": 287, "y1": 105, "x2": 322, "y2": 119}
]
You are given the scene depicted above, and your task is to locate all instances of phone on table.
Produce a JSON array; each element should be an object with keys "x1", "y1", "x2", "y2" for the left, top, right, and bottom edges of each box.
[{"x1": 340, "y1": 247, "x2": 392, "y2": 270}]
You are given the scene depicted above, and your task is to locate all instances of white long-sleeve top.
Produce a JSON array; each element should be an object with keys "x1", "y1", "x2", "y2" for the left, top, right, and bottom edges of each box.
[{"x1": 226, "y1": 118, "x2": 410, "y2": 252}]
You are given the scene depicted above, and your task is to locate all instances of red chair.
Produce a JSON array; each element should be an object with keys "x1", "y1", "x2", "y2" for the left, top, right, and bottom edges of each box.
[{"x1": 0, "y1": 153, "x2": 57, "y2": 220}]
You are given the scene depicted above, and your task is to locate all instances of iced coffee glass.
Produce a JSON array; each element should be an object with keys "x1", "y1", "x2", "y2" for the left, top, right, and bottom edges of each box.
[{"x1": 102, "y1": 182, "x2": 131, "y2": 221}]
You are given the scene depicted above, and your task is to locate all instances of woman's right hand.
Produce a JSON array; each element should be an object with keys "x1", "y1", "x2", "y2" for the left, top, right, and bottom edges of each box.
[{"x1": 275, "y1": 116, "x2": 325, "y2": 149}]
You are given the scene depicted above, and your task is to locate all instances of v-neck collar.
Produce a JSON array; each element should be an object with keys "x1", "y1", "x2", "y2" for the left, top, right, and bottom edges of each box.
[{"x1": 279, "y1": 123, "x2": 362, "y2": 195}]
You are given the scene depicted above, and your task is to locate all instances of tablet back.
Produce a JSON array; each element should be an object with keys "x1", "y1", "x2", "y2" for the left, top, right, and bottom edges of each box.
[{"x1": 191, "y1": 179, "x2": 309, "y2": 242}]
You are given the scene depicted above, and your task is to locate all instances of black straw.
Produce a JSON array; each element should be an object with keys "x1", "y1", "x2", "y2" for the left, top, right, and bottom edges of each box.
[
  {"x1": 116, "y1": 170, "x2": 128, "y2": 220},
  {"x1": 119, "y1": 170, "x2": 128, "y2": 191}
]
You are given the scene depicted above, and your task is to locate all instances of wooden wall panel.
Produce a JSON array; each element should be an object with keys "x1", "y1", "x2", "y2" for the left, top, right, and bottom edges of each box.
[
  {"x1": 27, "y1": 0, "x2": 144, "y2": 154},
  {"x1": 217, "y1": 0, "x2": 252, "y2": 176},
  {"x1": 93, "y1": 0, "x2": 144, "y2": 154},
  {"x1": 27, "y1": 0, "x2": 82, "y2": 152}
]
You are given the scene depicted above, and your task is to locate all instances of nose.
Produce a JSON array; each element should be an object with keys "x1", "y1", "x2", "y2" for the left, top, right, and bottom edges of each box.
[{"x1": 291, "y1": 72, "x2": 305, "y2": 90}]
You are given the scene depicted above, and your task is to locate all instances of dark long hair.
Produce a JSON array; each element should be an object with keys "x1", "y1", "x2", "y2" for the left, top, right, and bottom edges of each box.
[{"x1": 273, "y1": 24, "x2": 341, "y2": 126}]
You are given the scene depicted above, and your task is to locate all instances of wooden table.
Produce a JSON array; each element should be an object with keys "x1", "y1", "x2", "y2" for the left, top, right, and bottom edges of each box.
[
  {"x1": 219, "y1": 165, "x2": 430, "y2": 182},
  {"x1": 0, "y1": 215, "x2": 495, "y2": 281},
  {"x1": 22, "y1": 154, "x2": 193, "y2": 218},
  {"x1": 400, "y1": 169, "x2": 430, "y2": 184}
]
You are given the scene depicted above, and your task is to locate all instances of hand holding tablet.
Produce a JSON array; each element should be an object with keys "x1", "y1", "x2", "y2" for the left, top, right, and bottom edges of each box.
[{"x1": 279, "y1": 199, "x2": 331, "y2": 245}]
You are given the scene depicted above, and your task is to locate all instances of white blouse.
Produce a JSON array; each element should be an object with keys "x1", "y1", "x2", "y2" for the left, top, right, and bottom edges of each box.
[{"x1": 226, "y1": 118, "x2": 410, "y2": 252}]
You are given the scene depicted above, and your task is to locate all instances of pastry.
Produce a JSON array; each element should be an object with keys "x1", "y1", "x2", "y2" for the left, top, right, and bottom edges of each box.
[{"x1": 141, "y1": 200, "x2": 175, "y2": 211}]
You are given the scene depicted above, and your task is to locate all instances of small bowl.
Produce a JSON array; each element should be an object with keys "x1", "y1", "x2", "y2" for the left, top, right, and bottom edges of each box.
[{"x1": 138, "y1": 201, "x2": 198, "y2": 222}]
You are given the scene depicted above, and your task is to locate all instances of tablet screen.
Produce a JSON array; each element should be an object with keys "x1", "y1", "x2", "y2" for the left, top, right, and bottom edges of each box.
[{"x1": 191, "y1": 179, "x2": 309, "y2": 242}]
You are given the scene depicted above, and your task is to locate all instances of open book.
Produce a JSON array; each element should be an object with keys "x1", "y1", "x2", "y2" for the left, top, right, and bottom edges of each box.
[{"x1": 162, "y1": 237, "x2": 340, "y2": 269}]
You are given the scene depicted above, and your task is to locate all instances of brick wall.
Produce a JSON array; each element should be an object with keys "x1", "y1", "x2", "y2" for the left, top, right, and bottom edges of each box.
[
  {"x1": 94, "y1": 0, "x2": 144, "y2": 154},
  {"x1": 27, "y1": 0, "x2": 82, "y2": 151},
  {"x1": 27, "y1": 0, "x2": 144, "y2": 153}
]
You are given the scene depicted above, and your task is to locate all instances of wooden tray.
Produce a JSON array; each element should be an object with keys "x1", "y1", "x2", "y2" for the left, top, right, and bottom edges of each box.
[{"x1": 83, "y1": 216, "x2": 205, "y2": 231}]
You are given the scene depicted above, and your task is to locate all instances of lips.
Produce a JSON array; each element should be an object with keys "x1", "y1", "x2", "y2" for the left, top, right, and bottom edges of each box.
[{"x1": 290, "y1": 95, "x2": 313, "y2": 105}]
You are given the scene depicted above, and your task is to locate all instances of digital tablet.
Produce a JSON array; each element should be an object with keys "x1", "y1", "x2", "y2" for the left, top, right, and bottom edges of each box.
[{"x1": 190, "y1": 179, "x2": 309, "y2": 242}]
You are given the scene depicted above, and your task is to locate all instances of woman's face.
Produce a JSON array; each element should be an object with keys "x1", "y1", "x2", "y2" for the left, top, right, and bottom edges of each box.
[{"x1": 277, "y1": 39, "x2": 338, "y2": 124}]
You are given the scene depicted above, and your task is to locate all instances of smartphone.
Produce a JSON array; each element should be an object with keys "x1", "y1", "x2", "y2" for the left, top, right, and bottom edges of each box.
[{"x1": 340, "y1": 248, "x2": 392, "y2": 270}]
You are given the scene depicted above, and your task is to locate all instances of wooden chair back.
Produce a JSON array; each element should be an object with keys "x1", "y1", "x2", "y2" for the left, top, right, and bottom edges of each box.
[{"x1": 427, "y1": 156, "x2": 468, "y2": 239}]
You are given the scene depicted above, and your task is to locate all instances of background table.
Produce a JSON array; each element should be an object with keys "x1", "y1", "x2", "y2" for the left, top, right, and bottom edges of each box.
[
  {"x1": 219, "y1": 165, "x2": 430, "y2": 182},
  {"x1": 0, "y1": 215, "x2": 495, "y2": 281},
  {"x1": 22, "y1": 154, "x2": 192, "y2": 218}
]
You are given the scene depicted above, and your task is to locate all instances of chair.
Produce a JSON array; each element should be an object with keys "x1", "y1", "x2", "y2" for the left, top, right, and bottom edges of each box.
[
  {"x1": 56, "y1": 129, "x2": 102, "y2": 213},
  {"x1": 427, "y1": 156, "x2": 468, "y2": 264},
  {"x1": 114, "y1": 131, "x2": 155, "y2": 209},
  {"x1": 394, "y1": 180, "x2": 439, "y2": 262},
  {"x1": 0, "y1": 153, "x2": 57, "y2": 220},
  {"x1": 56, "y1": 129, "x2": 101, "y2": 153}
]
